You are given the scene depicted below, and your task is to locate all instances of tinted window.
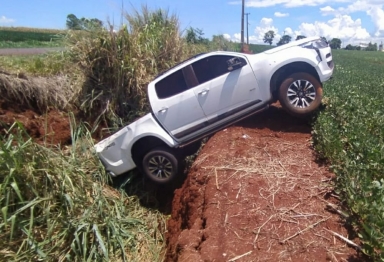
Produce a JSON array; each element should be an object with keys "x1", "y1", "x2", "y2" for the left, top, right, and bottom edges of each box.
[
  {"x1": 155, "y1": 69, "x2": 188, "y2": 99},
  {"x1": 192, "y1": 55, "x2": 244, "y2": 84}
]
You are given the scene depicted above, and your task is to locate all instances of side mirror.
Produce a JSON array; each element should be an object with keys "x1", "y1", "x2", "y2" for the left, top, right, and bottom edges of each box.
[{"x1": 227, "y1": 57, "x2": 246, "y2": 71}]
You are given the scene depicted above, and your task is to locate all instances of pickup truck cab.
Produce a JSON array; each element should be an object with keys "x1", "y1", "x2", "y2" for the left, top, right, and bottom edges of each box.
[{"x1": 95, "y1": 36, "x2": 334, "y2": 184}]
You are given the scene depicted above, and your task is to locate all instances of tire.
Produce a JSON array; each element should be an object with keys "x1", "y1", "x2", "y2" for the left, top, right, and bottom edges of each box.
[
  {"x1": 278, "y1": 72, "x2": 323, "y2": 117},
  {"x1": 142, "y1": 147, "x2": 179, "y2": 184}
]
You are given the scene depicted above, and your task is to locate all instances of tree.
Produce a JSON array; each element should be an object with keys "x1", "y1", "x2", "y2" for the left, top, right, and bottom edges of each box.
[
  {"x1": 263, "y1": 30, "x2": 275, "y2": 45},
  {"x1": 277, "y1": 35, "x2": 292, "y2": 46},
  {"x1": 329, "y1": 38, "x2": 341, "y2": 49},
  {"x1": 66, "y1": 14, "x2": 103, "y2": 30},
  {"x1": 66, "y1": 14, "x2": 82, "y2": 30},
  {"x1": 295, "y1": 35, "x2": 306, "y2": 40},
  {"x1": 86, "y1": 18, "x2": 103, "y2": 29},
  {"x1": 211, "y1": 34, "x2": 235, "y2": 51},
  {"x1": 185, "y1": 27, "x2": 208, "y2": 44},
  {"x1": 365, "y1": 42, "x2": 377, "y2": 51},
  {"x1": 345, "y1": 44, "x2": 356, "y2": 50}
]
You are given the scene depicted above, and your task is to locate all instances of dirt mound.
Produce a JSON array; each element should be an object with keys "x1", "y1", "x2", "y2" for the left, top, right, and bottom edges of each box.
[
  {"x1": 0, "y1": 71, "x2": 76, "y2": 145},
  {"x1": 0, "y1": 99, "x2": 71, "y2": 145},
  {"x1": 166, "y1": 106, "x2": 364, "y2": 262}
]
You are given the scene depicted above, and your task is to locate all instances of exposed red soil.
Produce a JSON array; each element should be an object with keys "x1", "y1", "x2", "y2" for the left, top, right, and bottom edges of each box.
[
  {"x1": 166, "y1": 106, "x2": 365, "y2": 262},
  {"x1": 0, "y1": 99, "x2": 71, "y2": 145}
]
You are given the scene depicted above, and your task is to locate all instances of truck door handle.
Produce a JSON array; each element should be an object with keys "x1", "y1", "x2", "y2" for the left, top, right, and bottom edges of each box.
[
  {"x1": 158, "y1": 107, "x2": 168, "y2": 113},
  {"x1": 198, "y1": 89, "x2": 209, "y2": 95}
]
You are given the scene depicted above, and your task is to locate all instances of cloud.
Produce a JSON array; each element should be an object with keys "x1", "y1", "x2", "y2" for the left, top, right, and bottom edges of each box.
[
  {"x1": 252, "y1": 18, "x2": 281, "y2": 44},
  {"x1": 283, "y1": 27, "x2": 293, "y2": 35},
  {"x1": 224, "y1": 13, "x2": 375, "y2": 46},
  {"x1": 367, "y1": 7, "x2": 384, "y2": 36},
  {"x1": 223, "y1": 33, "x2": 231, "y2": 40},
  {"x1": 225, "y1": 17, "x2": 280, "y2": 44},
  {"x1": 320, "y1": 6, "x2": 336, "y2": 16},
  {"x1": 232, "y1": 33, "x2": 241, "y2": 42},
  {"x1": 297, "y1": 15, "x2": 371, "y2": 45},
  {"x1": 225, "y1": 0, "x2": 384, "y2": 46},
  {"x1": 274, "y1": 12, "x2": 289, "y2": 17},
  {"x1": 0, "y1": 16, "x2": 15, "y2": 24},
  {"x1": 318, "y1": 1, "x2": 384, "y2": 37}
]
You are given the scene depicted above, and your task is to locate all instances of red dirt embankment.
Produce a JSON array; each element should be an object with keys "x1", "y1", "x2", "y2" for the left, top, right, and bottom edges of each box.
[
  {"x1": 166, "y1": 106, "x2": 364, "y2": 262},
  {"x1": 0, "y1": 99, "x2": 71, "y2": 145}
]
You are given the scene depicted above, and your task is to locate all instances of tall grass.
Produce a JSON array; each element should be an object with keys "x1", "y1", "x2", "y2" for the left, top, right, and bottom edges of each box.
[
  {"x1": 65, "y1": 6, "x2": 209, "y2": 128},
  {"x1": 0, "y1": 122, "x2": 166, "y2": 261}
]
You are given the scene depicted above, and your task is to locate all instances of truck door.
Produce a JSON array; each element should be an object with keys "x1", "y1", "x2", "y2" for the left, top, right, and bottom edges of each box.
[
  {"x1": 148, "y1": 68, "x2": 207, "y2": 139},
  {"x1": 191, "y1": 55, "x2": 261, "y2": 123}
]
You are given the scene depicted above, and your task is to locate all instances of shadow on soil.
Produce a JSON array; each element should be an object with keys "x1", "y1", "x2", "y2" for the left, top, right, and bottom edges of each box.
[
  {"x1": 111, "y1": 106, "x2": 317, "y2": 215},
  {"x1": 236, "y1": 105, "x2": 313, "y2": 133},
  {"x1": 111, "y1": 168, "x2": 188, "y2": 215}
]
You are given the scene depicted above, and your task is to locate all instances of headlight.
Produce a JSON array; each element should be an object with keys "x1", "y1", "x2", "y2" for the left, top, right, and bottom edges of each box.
[{"x1": 300, "y1": 38, "x2": 329, "y2": 49}]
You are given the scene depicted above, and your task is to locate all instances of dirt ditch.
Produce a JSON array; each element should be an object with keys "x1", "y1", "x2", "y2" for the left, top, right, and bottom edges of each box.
[
  {"x1": 0, "y1": 93, "x2": 365, "y2": 261},
  {"x1": 166, "y1": 105, "x2": 365, "y2": 262}
]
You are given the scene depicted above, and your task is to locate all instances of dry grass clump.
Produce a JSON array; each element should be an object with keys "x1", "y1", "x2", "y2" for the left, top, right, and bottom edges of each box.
[{"x1": 0, "y1": 72, "x2": 78, "y2": 113}]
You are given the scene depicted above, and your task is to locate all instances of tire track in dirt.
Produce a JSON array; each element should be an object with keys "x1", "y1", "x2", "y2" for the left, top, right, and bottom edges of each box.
[{"x1": 166, "y1": 105, "x2": 365, "y2": 262}]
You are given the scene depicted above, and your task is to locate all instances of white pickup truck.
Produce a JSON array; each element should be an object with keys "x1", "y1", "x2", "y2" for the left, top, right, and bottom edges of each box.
[{"x1": 94, "y1": 36, "x2": 334, "y2": 184}]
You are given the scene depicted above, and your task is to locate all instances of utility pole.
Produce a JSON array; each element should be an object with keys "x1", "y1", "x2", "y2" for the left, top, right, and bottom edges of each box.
[
  {"x1": 245, "y1": 13, "x2": 250, "y2": 45},
  {"x1": 241, "y1": 0, "x2": 244, "y2": 47}
]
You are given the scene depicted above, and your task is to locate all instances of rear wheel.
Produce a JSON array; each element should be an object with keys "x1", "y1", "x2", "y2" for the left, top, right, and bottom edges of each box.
[
  {"x1": 142, "y1": 147, "x2": 179, "y2": 184},
  {"x1": 278, "y1": 72, "x2": 323, "y2": 117}
]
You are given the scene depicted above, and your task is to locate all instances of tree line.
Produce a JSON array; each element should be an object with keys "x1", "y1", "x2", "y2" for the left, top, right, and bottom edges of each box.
[
  {"x1": 263, "y1": 30, "x2": 380, "y2": 51},
  {"x1": 66, "y1": 15, "x2": 381, "y2": 52},
  {"x1": 66, "y1": 14, "x2": 103, "y2": 30}
]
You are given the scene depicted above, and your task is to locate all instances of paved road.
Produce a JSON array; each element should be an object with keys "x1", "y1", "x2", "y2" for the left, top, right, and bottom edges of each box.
[{"x1": 0, "y1": 47, "x2": 64, "y2": 56}]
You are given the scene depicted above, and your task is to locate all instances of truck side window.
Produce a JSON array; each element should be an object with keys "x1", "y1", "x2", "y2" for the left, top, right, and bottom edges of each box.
[
  {"x1": 192, "y1": 55, "x2": 244, "y2": 85},
  {"x1": 155, "y1": 69, "x2": 188, "y2": 99}
]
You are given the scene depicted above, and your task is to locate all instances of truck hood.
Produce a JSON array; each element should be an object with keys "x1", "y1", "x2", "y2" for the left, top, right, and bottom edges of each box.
[{"x1": 263, "y1": 36, "x2": 320, "y2": 54}]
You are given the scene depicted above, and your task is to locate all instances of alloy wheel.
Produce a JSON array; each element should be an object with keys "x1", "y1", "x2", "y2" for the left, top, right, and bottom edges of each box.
[
  {"x1": 287, "y1": 79, "x2": 316, "y2": 108},
  {"x1": 147, "y1": 155, "x2": 173, "y2": 179}
]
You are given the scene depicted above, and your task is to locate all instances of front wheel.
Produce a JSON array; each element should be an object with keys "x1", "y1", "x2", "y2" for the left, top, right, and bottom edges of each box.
[
  {"x1": 142, "y1": 147, "x2": 179, "y2": 184},
  {"x1": 278, "y1": 72, "x2": 323, "y2": 117}
]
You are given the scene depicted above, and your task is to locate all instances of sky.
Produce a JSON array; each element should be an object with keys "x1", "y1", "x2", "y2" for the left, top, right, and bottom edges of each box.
[{"x1": 1, "y1": 0, "x2": 383, "y2": 46}]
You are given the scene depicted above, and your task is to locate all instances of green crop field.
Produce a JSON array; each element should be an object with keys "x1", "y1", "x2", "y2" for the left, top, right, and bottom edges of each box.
[
  {"x1": 313, "y1": 49, "x2": 384, "y2": 259},
  {"x1": 0, "y1": 27, "x2": 65, "y2": 48}
]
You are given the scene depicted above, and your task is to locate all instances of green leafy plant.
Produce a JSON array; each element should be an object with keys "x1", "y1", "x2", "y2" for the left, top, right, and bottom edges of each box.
[
  {"x1": 313, "y1": 50, "x2": 384, "y2": 260},
  {"x1": 0, "y1": 122, "x2": 166, "y2": 261}
]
